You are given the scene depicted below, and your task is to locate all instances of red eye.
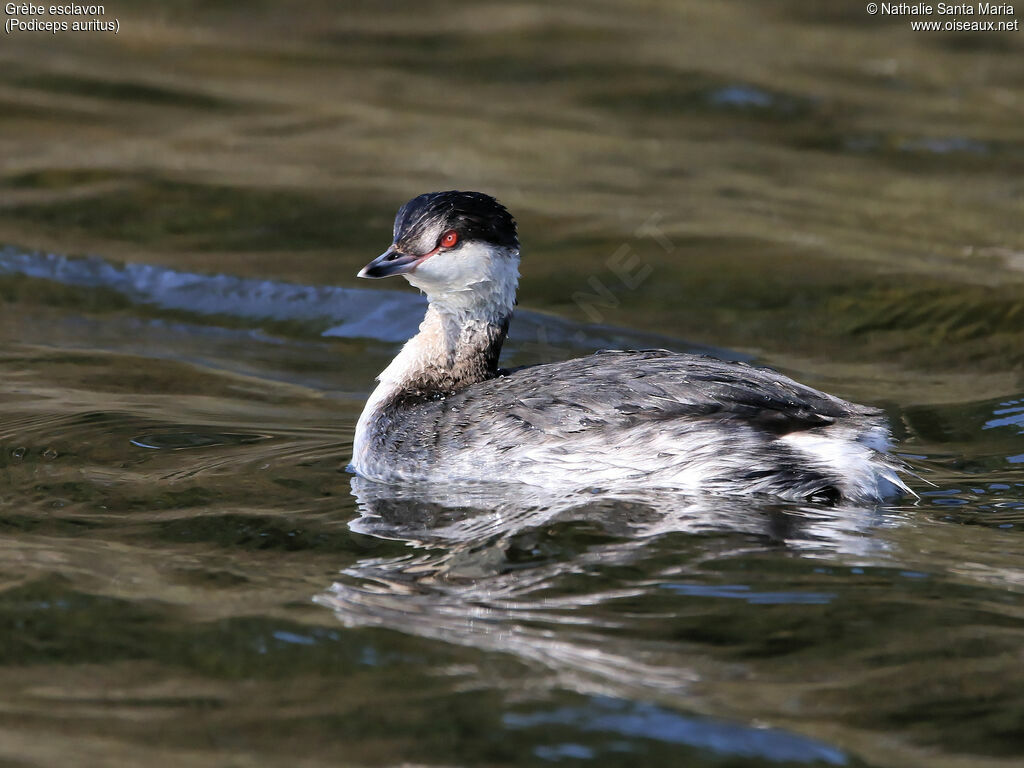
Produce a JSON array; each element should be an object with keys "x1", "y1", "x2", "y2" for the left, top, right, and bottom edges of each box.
[{"x1": 440, "y1": 230, "x2": 459, "y2": 248}]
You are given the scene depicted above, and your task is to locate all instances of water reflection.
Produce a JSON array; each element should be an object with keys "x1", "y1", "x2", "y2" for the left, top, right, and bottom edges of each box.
[
  {"x1": 341, "y1": 476, "x2": 896, "y2": 549},
  {"x1": 316, "y1": 466, "x2": 1024, "y2": 763},
  {"x1": 320, "y1": 477, "x2": 898, "y2": 723},
  {"x1": 1, "y1": 0, "x2": 1023, "y2": 761},
  {"x1": 504, "y1": 697, "x2": 849, "y2": 765}
]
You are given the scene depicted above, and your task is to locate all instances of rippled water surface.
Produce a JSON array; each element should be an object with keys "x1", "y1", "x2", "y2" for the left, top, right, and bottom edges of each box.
[{"x1": 1, "y1": 2, "x2": 1023, "y2": 766}]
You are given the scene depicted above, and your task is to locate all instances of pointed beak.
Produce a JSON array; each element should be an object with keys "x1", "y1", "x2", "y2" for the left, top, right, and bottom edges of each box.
[{"x1": 357, "y1": 246, "x2": 423, "y2": 279}]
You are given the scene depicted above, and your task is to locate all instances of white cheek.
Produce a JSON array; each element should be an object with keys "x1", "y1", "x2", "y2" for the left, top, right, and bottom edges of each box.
[
  {"x1": 402, "y1": 241, "x2": 519, "y2": 318},
  {"x1": 407, "y1": 244, "x2": 490, "y2": 294}
]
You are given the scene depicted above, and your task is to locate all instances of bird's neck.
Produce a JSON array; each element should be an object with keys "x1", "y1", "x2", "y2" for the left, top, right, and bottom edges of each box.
[
  {"x1": 354, "y1": 257, "x2": 518, "y2": 463},
  {"x1": 376, "y1": 301, "x2": 511, "y2": 398},
  {"x1": 383, "y1": 249, "x2": 519, "y2": 394}
]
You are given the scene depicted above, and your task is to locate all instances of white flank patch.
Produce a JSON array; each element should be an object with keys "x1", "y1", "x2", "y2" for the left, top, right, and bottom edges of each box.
[{"x1": 780, "y1": 430, "x2": 908, "y2": 502}]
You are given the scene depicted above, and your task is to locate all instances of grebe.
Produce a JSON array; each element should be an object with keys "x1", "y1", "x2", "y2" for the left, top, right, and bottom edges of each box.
[{"x1": 352, "y1": 191, "x2": 909, "y2": 504}]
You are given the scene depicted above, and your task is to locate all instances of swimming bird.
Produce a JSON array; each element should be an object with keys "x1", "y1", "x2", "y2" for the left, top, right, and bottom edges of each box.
[{"x1": 352, "y1": 191, "x2": 909, "y2": 504}]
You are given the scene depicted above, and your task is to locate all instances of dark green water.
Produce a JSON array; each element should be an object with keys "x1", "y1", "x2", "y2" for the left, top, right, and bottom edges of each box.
[{"x1": 0, "y1": 1, "x2": 1023, "y2": 766}]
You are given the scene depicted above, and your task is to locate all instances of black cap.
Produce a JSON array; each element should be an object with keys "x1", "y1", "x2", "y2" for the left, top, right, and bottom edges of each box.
[{"x1": 393, "y1": 191, "x2": 519, "y2": 253}]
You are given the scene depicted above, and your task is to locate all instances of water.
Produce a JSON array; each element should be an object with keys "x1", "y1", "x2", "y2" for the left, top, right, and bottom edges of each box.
[{"x1": 1, "y1": 2, "x2": 1023, "y2": 766}]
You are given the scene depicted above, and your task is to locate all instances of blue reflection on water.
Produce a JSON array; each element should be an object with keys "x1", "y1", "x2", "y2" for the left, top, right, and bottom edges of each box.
[
  {"x1": 660, "y1": 583, "x2": 835, "y2": 605},
  {"x1": 271, "y1": 630, "x2": 317, "y2": 646},
  {"x1": 505, "y1": 697, "x2": 847, "y2": 764},
  {"x1": 987, "y1": 400, "x2": 1024, "y2": 429},
  {"x1": 709, "y1": 84, "x2": 775, "y2": 108},
  {"x1": 535, "y1": 743, "x2": 595, "y2": 761}
]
